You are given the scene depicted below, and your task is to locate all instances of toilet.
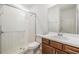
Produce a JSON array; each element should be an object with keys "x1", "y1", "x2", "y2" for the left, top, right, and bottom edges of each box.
[{"x1": 26, "y1": 41, "x2": 40, "y2": 54}]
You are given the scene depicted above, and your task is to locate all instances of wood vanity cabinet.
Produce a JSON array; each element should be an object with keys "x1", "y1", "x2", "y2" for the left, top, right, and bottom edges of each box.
[
  {"x1": 42, "y1": 38, "x2": 79, "y2": 54},
  {"x1": 42, "y1": 43, "x2": 55, "y2": 54},
  {"x1": 42, "y1": 38, "x2": 49, "y2": 45},
  {"x1": 50, "y1": 41, "x2": 63, "y2": 50},
  {"x1": 63, "y1": 45, "x2": 79, "y2": 54},
  {"x1": 42, "y1": 38, "x2": 55, "y2": 54},
  {"x1": 55, "y1": 49, "x2": 67, "y2": 54}
]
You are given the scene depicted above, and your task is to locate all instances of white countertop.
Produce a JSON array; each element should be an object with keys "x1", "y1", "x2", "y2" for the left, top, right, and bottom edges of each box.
[{"x1": 37, "y1": 34, "x2": 79, "y2": 48}]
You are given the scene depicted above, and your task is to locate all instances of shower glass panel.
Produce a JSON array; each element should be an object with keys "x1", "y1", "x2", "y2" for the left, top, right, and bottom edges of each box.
[{"x1": 0, "y1": 5, "x2": 36, "y2": 54}]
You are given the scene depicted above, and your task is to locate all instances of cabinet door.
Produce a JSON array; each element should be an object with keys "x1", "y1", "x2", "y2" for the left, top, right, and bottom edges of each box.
[
  {"x1": 42, "y1": 38, "x2": 49, "y2": 45},
  {"x1": 42, "y1": 43, "x2": 55, "y2": 54},
  {"x1": 63, "y1": 45, "x2": 79, "y2": 54},
  {"x1": 50, "y1": 41, "x2": 63, "y2": 50},
  {"x1": 56, "y1": 49, "x2": 67, "y2": 54}
]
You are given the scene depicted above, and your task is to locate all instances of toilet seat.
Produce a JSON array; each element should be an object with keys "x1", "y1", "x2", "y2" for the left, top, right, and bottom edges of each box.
[{"x1": 28, "y1": 41, "x2": 40, "y2": 49}]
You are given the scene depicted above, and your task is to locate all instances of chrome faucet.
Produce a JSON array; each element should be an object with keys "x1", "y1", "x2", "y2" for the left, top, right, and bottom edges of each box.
[{"x1": 58, "y1": 33, "x2": 63, "y2": 37}]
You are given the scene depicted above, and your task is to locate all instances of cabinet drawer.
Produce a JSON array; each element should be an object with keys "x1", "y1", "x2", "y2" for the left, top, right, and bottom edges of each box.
[
  {"x1": 63, "y1": 45, "x2": 79, "y2": 54},
  {"x1": 50, "y1": 41, "x2": 63, "y2": 50},
  {"x1": 42, "y1": 38, "x2": 49, "y2": 44}
]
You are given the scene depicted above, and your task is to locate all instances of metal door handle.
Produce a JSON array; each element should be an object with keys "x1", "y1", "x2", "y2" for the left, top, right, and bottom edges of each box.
[
  {"x1": 0, "y1": 31, "x2": 4, "y2": 34},
  {"x1": 1, "y1": 31, "x2": 4, "y2": 33}
]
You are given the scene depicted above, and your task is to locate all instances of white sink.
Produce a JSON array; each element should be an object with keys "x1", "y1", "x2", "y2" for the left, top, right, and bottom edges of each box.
[{"x1": 52, "y1": 35, "x2": 68, "y2": 40}]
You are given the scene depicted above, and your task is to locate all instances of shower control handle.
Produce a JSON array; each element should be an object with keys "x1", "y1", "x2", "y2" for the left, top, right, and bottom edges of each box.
[
  {"x1": 0, "y1": 25, "x2": 4, "y2": 34},
  {"x1": 0, "y1": 31, "x2": 4, "y2": 34},
  {"x1": 1, "y1": 31, "x2": 4, "y2": 33}
]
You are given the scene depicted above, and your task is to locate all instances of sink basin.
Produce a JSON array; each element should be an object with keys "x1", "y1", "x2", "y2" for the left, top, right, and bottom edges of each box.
[
  {"x1": 44, "y1": 33, "x2": 68, "y2": 41},
  {"x1": 52, "y1": 35, "x2": 69, "y2": 42}
]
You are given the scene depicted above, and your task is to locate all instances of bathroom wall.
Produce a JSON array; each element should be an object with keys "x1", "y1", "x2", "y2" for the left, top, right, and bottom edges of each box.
[
  {"x1": 30, "y1": 5, "x2": 48, "y2": 35},
  {"x1": 48, "y1": 5, "x2": 60, "y2": 32},
  {"x1": 29, "y1": 5, "x2": 48, "y2": 43},
  {"x1": 26, "y1": 14, "x2": 36, "y2": 44}
]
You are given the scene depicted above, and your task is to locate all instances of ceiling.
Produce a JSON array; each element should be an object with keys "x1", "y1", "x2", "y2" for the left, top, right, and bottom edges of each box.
[
  {"x1": 22, "y1": 4, "x2": 36, "y2": 10},
  {"x1": 21, "y1": 4, "x2": 56, "y2": 10},
  {"x1": 22, "y1": 4, "x2": 43, "y2": 10}
]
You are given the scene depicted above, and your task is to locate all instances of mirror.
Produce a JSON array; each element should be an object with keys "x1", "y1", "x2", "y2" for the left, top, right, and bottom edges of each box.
[{"x1": 48, "y1": 4, "x2": 78, "y2": 34}]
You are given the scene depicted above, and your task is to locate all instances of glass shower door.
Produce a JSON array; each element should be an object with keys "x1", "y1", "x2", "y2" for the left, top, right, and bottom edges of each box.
[{"x1": 0, "y1": 5, "x2": 28, "y2": 53}]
